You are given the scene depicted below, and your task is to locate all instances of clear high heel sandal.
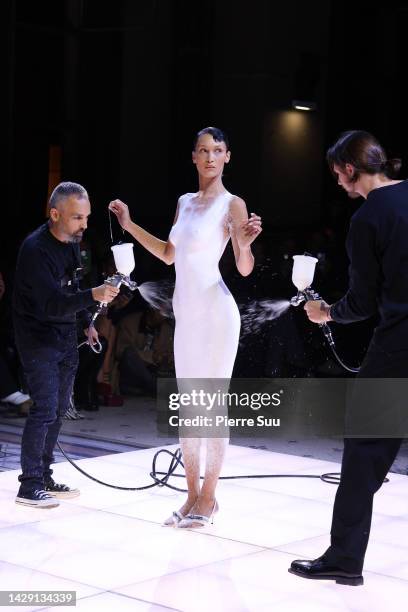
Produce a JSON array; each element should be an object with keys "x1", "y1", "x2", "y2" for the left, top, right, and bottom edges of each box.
[
  {"x1": 162, "y1": 510, "x2": 185, "y2": 527},
  {"x1": 177, "y1": 500, "x2": 219, "y2": 529}
]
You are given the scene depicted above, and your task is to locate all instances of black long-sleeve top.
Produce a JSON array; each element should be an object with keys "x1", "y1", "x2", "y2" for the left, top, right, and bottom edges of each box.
[
  {"x1": 13, "y1": 223, "x2": 95, "y2": 348},
  {"x1": 330, "y1": 180, "x2": 408, "y2": 351}
]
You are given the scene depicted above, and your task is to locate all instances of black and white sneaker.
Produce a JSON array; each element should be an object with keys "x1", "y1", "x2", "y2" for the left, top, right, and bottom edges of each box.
[
  {"x1": 15, "y1": 489, "x2": 60, "y2": 508},
  {"x1": 45, "y1": 478, "x2": 80, "y2": 499},
  {"x1": 63, "y1": 396, "x2": 85, "y2": 420}
]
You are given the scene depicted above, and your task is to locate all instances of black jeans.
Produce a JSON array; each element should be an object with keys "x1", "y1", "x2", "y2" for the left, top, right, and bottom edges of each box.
[
  {"x1": 324, "y1": 345, "x2": 407, "y2": 573},
  {"x1": 16, "y1": 329, "x2": 78, "y2": 493}
]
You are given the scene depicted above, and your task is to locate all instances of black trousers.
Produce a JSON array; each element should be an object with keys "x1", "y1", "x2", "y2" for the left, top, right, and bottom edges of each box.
[
  {"x1": 16, "y1": 328, "x2": 78, "y2": 492},
  {"x1": 325, "y1": 346, "x2": 408, "y2": 573}
]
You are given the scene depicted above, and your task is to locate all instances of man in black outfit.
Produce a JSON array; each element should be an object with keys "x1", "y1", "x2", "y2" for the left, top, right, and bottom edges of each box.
[
  {"x1": 13, "y1": 182, "x2": 119, "y2": 508},
  {"x1": 289, "y1": 130, "x2": 407, "y2": 585}
]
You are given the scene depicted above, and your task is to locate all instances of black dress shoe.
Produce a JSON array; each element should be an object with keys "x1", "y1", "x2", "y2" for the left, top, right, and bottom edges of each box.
[{"x1": 288, "y1": 555, "x2": 363, "y2": 586}]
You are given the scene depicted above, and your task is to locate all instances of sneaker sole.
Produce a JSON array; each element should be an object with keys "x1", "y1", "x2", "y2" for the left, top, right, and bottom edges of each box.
[
  {"x1": 47, "y1": 489, "x2": 80, "y2": 499},
  {"x1": 15, "y1": 497, "x2": 60, "y2": 509}
]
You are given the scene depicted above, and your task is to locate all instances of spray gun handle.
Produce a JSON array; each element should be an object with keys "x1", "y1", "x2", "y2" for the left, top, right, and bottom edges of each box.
[
  {"x1": 303, "y1": 290, "x2": 334, "y2": 344},
  {"x1": 90, "y1": 278, "x2": 120, "y2": 321},
  {"x1": 92, "y1": 273, "x2": 138, "y2": 321},
  {"x1": 303, "y1": 288, "x2": 322, "y2": 301}
]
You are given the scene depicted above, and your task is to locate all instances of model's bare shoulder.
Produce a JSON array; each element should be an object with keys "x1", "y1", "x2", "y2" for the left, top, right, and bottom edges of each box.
[
  {"x1": 179, "y1": 192, "x2": 196, "y2": 202},
  {"x1": 228, "y1": 195, "x2": 248, "y2": 220},
  {"x1": 229, "y1": 195, "x2": 247, "y2": 210}
]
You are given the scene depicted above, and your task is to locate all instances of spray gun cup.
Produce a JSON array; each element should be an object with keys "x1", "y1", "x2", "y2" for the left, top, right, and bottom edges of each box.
[
  {"x1": 292, "y1": 254, "x2": 318, "y2": 292},
  {"x1": 111, "y1": 243, "x2": 135, "y2": 276}
]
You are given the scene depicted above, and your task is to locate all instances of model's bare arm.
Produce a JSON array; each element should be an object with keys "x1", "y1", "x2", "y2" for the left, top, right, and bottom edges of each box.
[
  {"x1": 108, "y1": 199, "x2": 178, "y2": 265},
  {"x1": 229, "y1": 197, "x2": 262, "y2": 276}
]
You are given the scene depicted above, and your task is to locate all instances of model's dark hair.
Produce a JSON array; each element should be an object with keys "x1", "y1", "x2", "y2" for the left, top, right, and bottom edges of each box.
[
  {"x1": 49, "y1": 181, "x2": 88, "y2": 209},
  {"x1": 193, "y1": 126, "x2": 230, "y2": 151},
  {"x1": 326, "y1": 130, "x2": 401, "y2": 182}
]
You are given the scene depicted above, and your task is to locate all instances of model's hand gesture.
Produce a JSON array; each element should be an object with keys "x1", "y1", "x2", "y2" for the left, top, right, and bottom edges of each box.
[
  {"x1": 236, "y1": 213, "x2": 262, "y2": 249},
  {"x1": 109, "y1": 199, "x2": 132, "y2": 232}
]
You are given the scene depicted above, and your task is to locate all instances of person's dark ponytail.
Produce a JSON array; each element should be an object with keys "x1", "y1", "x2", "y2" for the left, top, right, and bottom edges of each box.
[
  {"x1": 327, "y1": 130, "x2": 402, "y2": 182},
  {"x1": 382, "y1": 158, "x2": 402, "y2": 178}
]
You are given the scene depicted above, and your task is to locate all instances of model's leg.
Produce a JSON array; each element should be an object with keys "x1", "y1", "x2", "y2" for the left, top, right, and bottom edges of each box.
[
  {"x1": 163, "y1": 436, "x2": 201, "y2": 525},
  {"x1": 195, "y1": 436, "x2": 228, "y2": 516},
  {"x1": 194, "y1": 377, "x2": 231, "y2": 518},
  {"x1": 177, "y1": 437, "x2": 228, "y2": 528},
  {"x1": 178, "y1": 437, "x2": 201, "y2": 511},
  {"x1": 178, "y1": 377, "x2": 230, "y2": 525}
]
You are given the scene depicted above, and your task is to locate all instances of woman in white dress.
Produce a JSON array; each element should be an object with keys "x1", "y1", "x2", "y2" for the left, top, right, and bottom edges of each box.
[{"x1": 109, "y1": 127, "x2": 262, "y2": 527}]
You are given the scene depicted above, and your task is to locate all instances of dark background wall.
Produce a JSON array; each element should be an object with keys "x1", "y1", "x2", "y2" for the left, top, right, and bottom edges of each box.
[{"x1": 3, "y1": 0, "x2": 408, "y2": 271}]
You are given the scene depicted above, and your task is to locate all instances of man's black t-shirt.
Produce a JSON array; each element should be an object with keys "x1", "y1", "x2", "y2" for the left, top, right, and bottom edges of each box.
[
  {"x1": 13, "y1": 223, "x2": 95, "y2": 348},
  {"x1": 331, "y1": 180, "x2": 408, "y2": 351}
]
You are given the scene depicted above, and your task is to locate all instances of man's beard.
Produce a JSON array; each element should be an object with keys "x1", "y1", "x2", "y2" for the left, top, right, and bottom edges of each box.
[{"x1": 70, "y1": 233, "x2": 83, "y2": 243}]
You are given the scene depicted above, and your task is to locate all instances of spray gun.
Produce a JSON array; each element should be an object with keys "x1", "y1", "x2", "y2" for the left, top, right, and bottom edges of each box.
[
  {"x1": 289, "y1": 254, "x2": 335, "y2": 348},
  {"x1": 289, "y1": 254, "x2": 358, "y2": 372},
  {"x1": 85, "y1": 243, "x2": 139, "y2": 353}
]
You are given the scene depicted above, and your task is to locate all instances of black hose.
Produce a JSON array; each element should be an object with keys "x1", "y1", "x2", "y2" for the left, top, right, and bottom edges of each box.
[
  {"x1": 56, "y1": 444, "x2": 389, "y2": 491},
  {"x1": 329, "y1": 345, "x2": 359, "y2": 374},
  {"x1": 320, "y1": 323, "x2": 360, "y2": 374}
]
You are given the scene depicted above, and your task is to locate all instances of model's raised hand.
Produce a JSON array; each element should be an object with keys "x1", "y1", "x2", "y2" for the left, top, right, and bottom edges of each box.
[
  {"x1": 109, "y1": 199, "x2": 132, "y2": 231},
  {"x1": 236, "y1": 213, "x2": 262, "y2": 249}
]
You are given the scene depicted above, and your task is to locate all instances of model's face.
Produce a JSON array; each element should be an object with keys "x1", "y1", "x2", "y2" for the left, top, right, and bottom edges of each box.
[
  {"x1": 192, "y1": 134, "x2": 230, "y2": 178},
  {"x1": 50, "y1": 195, "x2": 91, "y2": 242}
]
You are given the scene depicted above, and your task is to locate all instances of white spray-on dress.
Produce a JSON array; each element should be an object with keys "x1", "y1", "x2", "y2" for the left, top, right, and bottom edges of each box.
[{"x1": 169, "y1": 191, "x2": 241, "y2": 379}]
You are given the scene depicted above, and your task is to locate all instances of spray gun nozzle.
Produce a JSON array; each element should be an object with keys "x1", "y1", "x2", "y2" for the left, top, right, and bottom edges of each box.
[
  {"x1": 290, "y1": 292, "x2": 306, "y2": 307},
  {"x1": 290, "y1": 287, "x2": 322, "y2": 307}
]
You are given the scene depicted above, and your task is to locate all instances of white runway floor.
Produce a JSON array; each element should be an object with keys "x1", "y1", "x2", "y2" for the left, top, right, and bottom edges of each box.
[{"x1": 0, "y1": 444, "x2": 407, "y2": 611}]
